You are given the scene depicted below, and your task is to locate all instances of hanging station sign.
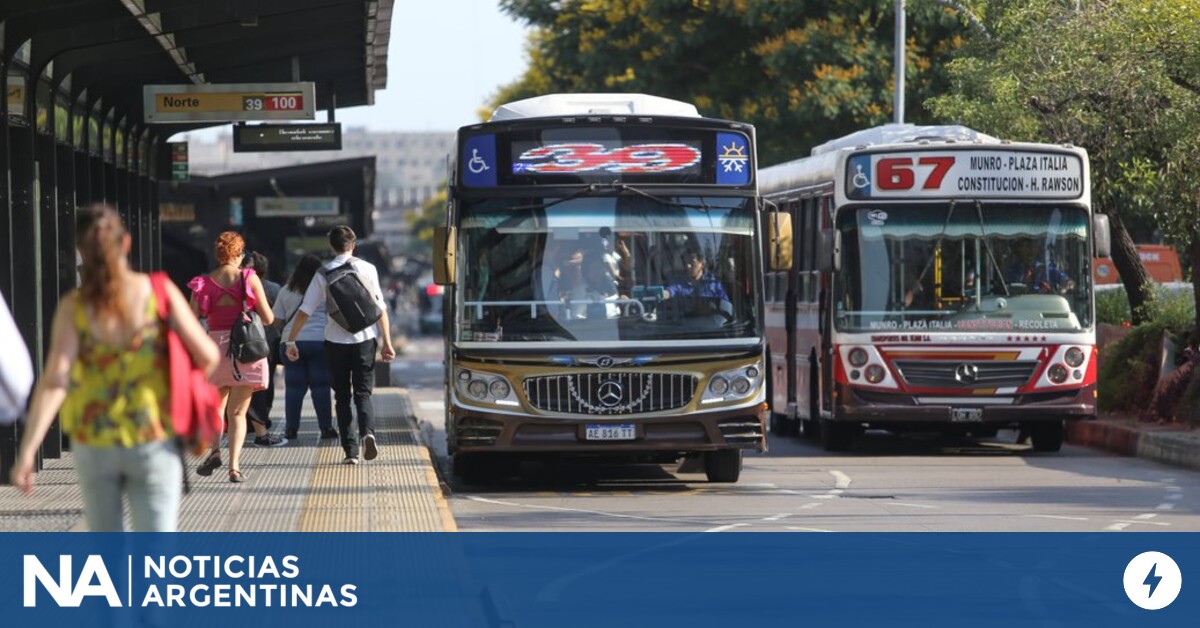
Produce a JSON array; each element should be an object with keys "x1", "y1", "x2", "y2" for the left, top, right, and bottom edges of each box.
[
  {"x1": 143, "y1": 82, "x2": 316, "y2": 123},
  {"x1": 232, "y1": 123, "x2": 342, "y2": 152}
]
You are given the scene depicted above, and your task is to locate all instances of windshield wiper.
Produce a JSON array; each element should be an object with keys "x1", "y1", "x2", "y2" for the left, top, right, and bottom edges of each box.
[
  {"x1": 615, "y1": 184, "x2": 711, "y2": 209},
  {"x1": 507, "y1": 183, "x2": 608, "y2": 212},
  {"x1": 973, "y1": 200, "x2": 1010, "y2": 298}
]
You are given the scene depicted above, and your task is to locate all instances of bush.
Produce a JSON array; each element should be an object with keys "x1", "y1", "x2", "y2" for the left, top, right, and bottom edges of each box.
[
  {"x1": 1094, "y1": 283, "x2": 1194, "y2": 336},
  {"x1": 1097, "y1": 322, "x2": 1168, "y2": 413},
  {"x1": 1095, "y1": 288, "x2": 1131, "y2": 325}
]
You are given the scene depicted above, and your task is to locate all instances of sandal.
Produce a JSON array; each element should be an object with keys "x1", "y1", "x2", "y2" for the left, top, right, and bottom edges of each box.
[
  {"x1": 228, "y1": 470, "x2": 246, "y2": 483},
  {"x1": 196, "y1": 452, "x2": 222, "y2": 477}
]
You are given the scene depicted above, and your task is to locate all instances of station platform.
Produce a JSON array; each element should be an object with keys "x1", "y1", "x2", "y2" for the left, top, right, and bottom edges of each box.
[{"x1": 0, "y1": 389, "x2": 456, "y2": 532}]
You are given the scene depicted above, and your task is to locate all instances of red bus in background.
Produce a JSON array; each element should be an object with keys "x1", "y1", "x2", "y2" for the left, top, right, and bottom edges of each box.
[{"x1": 1094, "y1": 245, "x2": 1183, "y2": 285}]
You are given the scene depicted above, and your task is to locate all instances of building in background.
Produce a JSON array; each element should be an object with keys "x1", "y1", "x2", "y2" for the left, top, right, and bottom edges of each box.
[{"x1": 187, "y1": 128, "x2": 453, "y2": 253}]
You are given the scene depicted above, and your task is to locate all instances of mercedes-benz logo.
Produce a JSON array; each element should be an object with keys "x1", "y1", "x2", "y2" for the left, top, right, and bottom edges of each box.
[
  {"x1": 597, "y1": 380, "x2": 624, "y2": 407},
  {"x1": 954, "y1": 363, "x2": 980, "y2": 385}
]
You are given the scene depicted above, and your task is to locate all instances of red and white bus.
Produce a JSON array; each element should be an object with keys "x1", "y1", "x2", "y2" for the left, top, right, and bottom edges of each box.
[{"x1": 760, "y1": 124, "x2": 1110, "y2": 452}]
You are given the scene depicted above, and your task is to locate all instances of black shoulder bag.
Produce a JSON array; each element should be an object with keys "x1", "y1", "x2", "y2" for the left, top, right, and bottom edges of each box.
[{"x1": 229, "y1": 270, "x2": 271, "y2": 380}]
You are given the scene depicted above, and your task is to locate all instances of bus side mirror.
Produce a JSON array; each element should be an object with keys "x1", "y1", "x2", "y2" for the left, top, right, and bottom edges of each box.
[
  {"x1": 817, "y1": 228, "x2": 840, "y2": 272},
  {"x1": 1093, "y1": 214, "x2": 1111, "y2": 259},
  {"x1": 432, "y1": 225, "x2": 456, "y2": 285},
  {"x1": 767, "y1": 211, "x2": 793, "y2": 271}
]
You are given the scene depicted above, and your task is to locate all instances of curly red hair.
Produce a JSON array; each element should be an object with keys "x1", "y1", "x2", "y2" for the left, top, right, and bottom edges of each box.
[{"x1": 214, "y1": 231, "x2": 245, "y2": 265}]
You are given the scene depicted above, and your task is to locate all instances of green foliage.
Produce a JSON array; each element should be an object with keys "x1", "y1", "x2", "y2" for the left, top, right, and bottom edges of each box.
[
  {"x1": 1098, "y1": 322, "x2": 1167, "y2": 413},
  {"x1": 404, "y1": 187, "x2": 448, "y2": 255},
  {"x1": 1095, "y1": 288, "x2": 1131, "y2": 326},
  {"x1": 496, "y1": 0, "x2": 974, "y2": 165}
]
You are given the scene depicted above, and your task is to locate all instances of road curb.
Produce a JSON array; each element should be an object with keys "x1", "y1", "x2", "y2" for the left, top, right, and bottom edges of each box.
[{"x1": 1066, "y1": 420, "x2": 1200, "y2": 471}]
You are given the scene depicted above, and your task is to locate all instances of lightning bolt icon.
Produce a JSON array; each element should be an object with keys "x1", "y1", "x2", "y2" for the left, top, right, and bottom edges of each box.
[{"x1": 1144, "y1": 563, "x2": 1162, "y2": 598}]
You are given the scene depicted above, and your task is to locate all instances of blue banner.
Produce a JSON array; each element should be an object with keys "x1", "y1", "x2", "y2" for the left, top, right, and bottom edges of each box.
[
  {"x1": 1, "y1": 533, "x2": 1193, "y2": 627},
  {"x1": 715, "y1": 132, "x2": 751, "y2": 186},
  {"x1": 462, "y1": 134, "x2": 498, "y2": 187}
]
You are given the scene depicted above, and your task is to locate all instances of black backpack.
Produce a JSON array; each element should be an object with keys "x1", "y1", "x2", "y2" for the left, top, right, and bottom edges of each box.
[{"x1": 324, "y1": 258, "x2": 383, "y2": 333}]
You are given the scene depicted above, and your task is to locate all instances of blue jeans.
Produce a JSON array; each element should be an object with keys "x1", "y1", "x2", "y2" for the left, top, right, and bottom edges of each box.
[
  {"x1": 73, "y1": 440, "x2": 182, "y2": 532},
  {"x1": 281, "y1": 341, "x2": 333, "y2": 432}
]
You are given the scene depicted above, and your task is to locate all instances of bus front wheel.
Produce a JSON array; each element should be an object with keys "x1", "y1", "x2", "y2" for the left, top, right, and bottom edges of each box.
[
  {"x1": 704, "y1": 449, "x2": 742, "y2": 483},
  {"x1": 1030, "y1": 420, "x2": 1065, "y2": 452}
]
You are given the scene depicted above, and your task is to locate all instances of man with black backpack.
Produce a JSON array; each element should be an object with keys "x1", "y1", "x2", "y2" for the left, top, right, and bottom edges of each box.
[{"x1": 285, "y1": 226, "x2": 396, "y2": 465}]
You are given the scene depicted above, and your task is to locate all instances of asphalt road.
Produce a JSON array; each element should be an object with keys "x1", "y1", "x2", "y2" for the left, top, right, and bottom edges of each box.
[{"x1": 394, "y1": 337, "x2": 1200, "y2": 533}]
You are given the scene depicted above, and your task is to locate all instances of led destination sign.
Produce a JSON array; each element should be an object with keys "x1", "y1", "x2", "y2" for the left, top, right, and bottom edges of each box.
[
  {"x1": 233, "y1": 123, "x2": 342, "y2": 152},
  {"x1": 461, "y1": 126, "x2": 752, "y2": 187}
]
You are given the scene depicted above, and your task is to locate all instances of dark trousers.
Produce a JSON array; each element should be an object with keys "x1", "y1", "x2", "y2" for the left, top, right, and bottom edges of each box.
[
  {"x1": 281, "y1": 341, "x2": 333, "y2": 432},
  {"x1": 247, "y1": 342, "x2": 281, "y2": 428},
  {"x1": 325, "y1": 338, "x2": 377, "y2": 456}
]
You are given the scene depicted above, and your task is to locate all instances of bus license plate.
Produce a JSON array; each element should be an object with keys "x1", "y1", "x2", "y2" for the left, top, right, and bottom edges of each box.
[
  {"x1": 951, "y1": 408, "x2": 983, "y2": 422},
  {"x1": 585, "y1": 424, "x2": 636, "y2": 440}
]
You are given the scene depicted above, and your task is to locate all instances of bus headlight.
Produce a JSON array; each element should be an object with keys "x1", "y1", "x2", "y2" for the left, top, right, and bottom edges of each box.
[
  {"x1": 1064, "y1": 347, "x2": 1085, "y2": 368},
  {"x1": 702, "y1": 363, "x2": 764, "y2": 404},
  {"x1": 1047, "y1": 364, "x2": 1069, "y2": 384},
  {"x1": 489, "y1": 379, "x2": 511, "y2": 399},
  {"x1": 467, "y1": 379, "x2": 488, "y2": 399},
  {"x1": 864, "y1": 364, "x2": 886, "y2": 384},
  {"x1": 848, "y1": 348, "x2": 869, "y2": 368}
]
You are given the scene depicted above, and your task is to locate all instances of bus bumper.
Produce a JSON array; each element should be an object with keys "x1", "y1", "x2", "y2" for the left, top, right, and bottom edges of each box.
[
  {"x1": 833, "y1": 383, "x2": 1097, "y2": 425},
  {"x1": 450, "y1": 403, "x2": 768, "y2": 454}
]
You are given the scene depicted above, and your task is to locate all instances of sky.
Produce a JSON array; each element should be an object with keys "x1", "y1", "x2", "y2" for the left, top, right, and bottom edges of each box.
[{"x1": 182, "y1": 1, "x2": 529, "y2": 141}]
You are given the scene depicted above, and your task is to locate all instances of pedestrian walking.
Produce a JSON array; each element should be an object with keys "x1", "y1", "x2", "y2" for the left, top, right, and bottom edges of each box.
[
  {"x1": 10, "y1": 205, "x2": 219, "y2": 531},
  {"x1": 245, "y1": 251, "x2": 283, "y2": 431},
  {"x1": 285, "y1": 226, "x2": 395, "y2": 464},
  {"x1": 189, "y1": 231, "x2": 283, "y2": 484},
  {"x1": 273, "y1": 254, "x2": 337, "y2": 441}
]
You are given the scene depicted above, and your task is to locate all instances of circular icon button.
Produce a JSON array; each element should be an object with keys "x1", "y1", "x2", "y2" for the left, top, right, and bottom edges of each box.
[{"x1": 1123, "y1": 551, "x2": 1182, "y2": 610}]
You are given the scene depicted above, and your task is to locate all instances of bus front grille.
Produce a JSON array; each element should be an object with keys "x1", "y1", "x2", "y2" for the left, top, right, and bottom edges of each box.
[
  {"x1": 893, "y1": 360, "x2": 1039, "y2": 389},
  {"x1": 523, "y1": 372, "x2": 697, "y2": 415}
]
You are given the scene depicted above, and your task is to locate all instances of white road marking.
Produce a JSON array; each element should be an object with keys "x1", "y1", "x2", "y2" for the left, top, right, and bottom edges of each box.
[
  {"x1": 1106, "y1": 523, "x2": 1130, "y2": 531},
  {"x1": 418, "y1": 401, "x2": 444, "y2": 410},
  {"x1": 423, "y1": 360, "x2": 443, "y2": 369},
  {"x1": 705, "y1": 523, "x2": 749, "y2": 533},
  {"x1": 831, "y1": 470, "x2": 852, "y2": 489},
  {"x1": 890, "y1": 502, "x2": 940, "y2": 510},
  {"x1": 1133, "y1": 513, "x2": 1158, "y2": 520},
  {"x1": 762, "y1": 514, "x2": 792, "y2": 522},
  {"x1": 1164, "y1": 486, "x2": 1183, "y2": 492},
  {"x1": 786, "y1": 526, "x2": 834, "y2": 533},
  {"x1": 462, "y1": 495, "x2": 724, "y2": 526},
  {"x1": 1025, "y1": 514, "x2": 1089, "y2": 521},
  {"x1": 1156, "y1": 503, "x2": 1176, "y2": 511},
  {"x1": 1166, "y1": 494, "x2": 1183, "y2": 500},
  {"x1": 1111, "y1": 520, "x2": 1170, "y2": 527},
  {"x1": 797, "y1": 502, "x2": 824, "y2": 510}
]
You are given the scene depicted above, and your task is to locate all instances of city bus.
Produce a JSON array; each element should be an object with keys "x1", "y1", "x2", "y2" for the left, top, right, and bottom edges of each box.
[
  {"x1": 760, "y1": 124, "x2": 1110, "y2": 452},
  {"x1": 432, "y1": 94, "x2": 771, "y2": 483}
]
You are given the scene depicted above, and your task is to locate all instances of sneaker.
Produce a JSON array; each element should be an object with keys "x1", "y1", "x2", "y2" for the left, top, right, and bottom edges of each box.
[
  {"x1": 196, "y1": 453, "x2": 222, "y2": 476},
  {"x1": 285, "y1": 429, "x2": 298, "y2": 440},
  {"x1": 342, "y1": 456, "x2": 360, "y2": 465},
  {"x1": 363, "y1": 434, "x2": 378, "y2": 461},
  {"x1": 320, "y1": 428, "x2": 340, "y2": 440},
  {"x1": 253, "y1": 434, "x2": 288, "y2": 447}
]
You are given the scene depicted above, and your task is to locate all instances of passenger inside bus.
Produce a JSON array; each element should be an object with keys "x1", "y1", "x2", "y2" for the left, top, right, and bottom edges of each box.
[{"x1": 552, "y1": 244, "x2": 620, "y2": 319}]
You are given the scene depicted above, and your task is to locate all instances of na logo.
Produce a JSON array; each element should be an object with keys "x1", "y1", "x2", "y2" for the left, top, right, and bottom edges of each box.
[{"x1": 24, "y1": 555, "x2": 122, "y2": 607}]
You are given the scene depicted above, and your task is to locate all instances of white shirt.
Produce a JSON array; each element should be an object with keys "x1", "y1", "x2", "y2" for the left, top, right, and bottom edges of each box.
[
  {"x1": 298, "y1": 253, "x2": 386, "y2": 345},
  {"x1": 273, "y1": 286, "x2": 328, "y2": 343},
  {"x1": 0, "y1": 292, "x2": 34, "y2": 424}
]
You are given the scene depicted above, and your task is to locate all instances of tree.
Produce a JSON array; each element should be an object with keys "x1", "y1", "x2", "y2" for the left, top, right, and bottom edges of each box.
[
  {"x1": 406, "y1": 186, "x2": 448, "y2": 255},
  {"x1": 924, "y1": 0, "x2": 1200, "y2": 325},
  {"x1": 495, "y1": 0, "x2": 974, "y2": 165}
]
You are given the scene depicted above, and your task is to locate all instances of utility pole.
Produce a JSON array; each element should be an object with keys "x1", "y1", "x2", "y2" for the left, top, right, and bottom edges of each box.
[{"x1": 894, "y1": 0, "x2": 906, "y2": 124}]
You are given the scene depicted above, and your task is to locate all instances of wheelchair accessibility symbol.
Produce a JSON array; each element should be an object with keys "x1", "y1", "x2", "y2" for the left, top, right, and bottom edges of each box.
[{"x1": 468, "y1": 149, "x2": 490, "y2": 174}]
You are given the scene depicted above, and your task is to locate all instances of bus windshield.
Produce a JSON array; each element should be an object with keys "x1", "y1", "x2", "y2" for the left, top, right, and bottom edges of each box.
[
  {"x1": 456, "y1": 196, "x2": 758, "y2": 344},
  {"x1": 835, "y1": 204, "x2": 1093, "y2": 333}
]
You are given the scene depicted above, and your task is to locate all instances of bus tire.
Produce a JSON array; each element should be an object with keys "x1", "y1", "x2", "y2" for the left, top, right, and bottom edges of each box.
[
  {"x1": 453, "y1": 453, "x2": 492, "y2": 485},
  {"x1": 820, "y1": 419, "x2": 854, "y2": 452},
  {"x1": 801, "y1": 359, "x2": 821, "y2": 440},
  {"x1": 704, "y1": 449, "x2": 743, "y2": 483},
  {"x1": 1030, "y1": 421, "x2": 1064, "y2": 452}
]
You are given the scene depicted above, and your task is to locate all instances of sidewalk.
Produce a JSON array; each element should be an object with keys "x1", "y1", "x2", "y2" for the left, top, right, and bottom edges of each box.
[
  {"x1": 0, "y1": 388, "x2": 456, "y2": 532},
  {"x1": 1067, "y1": 414, "x2": 1200, "y2": 472}
]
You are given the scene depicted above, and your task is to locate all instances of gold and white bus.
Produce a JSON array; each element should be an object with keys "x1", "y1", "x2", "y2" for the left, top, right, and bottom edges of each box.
[{"x1": 433, "y1": 94, "x2": 770, "y2": 482}]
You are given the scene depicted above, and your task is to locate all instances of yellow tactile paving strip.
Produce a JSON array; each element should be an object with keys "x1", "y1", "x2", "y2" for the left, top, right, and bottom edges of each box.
[{"x1": 0, "y1": 388, "x2": 455, "y2": 532}]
